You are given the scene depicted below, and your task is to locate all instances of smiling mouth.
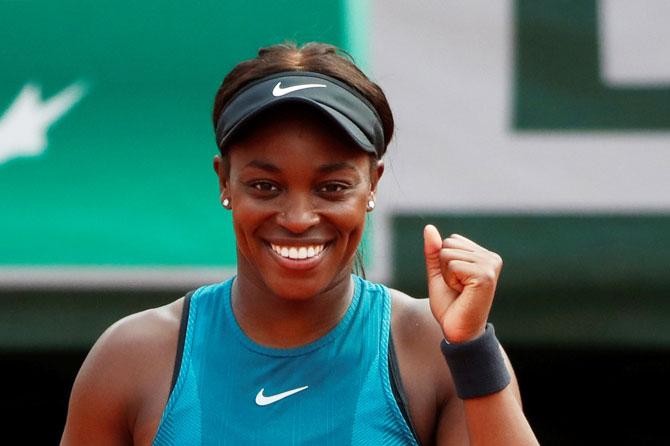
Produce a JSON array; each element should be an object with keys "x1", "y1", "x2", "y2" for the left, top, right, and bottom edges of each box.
[{"x1": 269, "y1": 243, "x2": 327, "y2": 260}]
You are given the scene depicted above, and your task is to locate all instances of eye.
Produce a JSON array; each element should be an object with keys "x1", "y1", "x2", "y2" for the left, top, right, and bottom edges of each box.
[
  {"x1": 250, "y1": 181, "x2": 279, "y2": 193},
  {"x1": 318, "y1": 183, "x2": 349, "y2": 194}
]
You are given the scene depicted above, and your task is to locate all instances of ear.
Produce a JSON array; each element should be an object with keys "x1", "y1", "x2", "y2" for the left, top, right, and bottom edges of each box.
[
  {"x1": 213, "y1": 154, "x2": 231, "y2": 203},
  {"x1": 369, "y1": 159, "x2": 384, "y2": 194}
]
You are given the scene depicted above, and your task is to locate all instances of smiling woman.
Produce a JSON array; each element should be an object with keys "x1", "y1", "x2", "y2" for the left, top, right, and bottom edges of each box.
[
  {"x1": 60, "y1": 42, "x2": 538, "y2": 445},
  {"x1": 218, "y1": 106, "x2": 381, "y2": 306}
]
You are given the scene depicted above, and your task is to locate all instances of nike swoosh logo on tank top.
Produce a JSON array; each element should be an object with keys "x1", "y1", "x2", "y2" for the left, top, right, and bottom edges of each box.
[{"x1": 255, "y1": 385, "x2": 309, "y2": 406}]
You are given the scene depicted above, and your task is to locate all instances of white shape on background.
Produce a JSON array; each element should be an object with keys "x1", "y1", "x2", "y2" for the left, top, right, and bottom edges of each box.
[
  {"x1": 0, "y1": 82, "x2": 86, "y2": 164},
  {"x1": 600, "y1": 0, "x2": 670, "y2": 86}
]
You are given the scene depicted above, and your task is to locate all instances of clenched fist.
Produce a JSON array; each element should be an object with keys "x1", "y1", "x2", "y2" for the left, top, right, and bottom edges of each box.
[{"x1": 423, "y1": 224, "x2": 503, "y2": 344}]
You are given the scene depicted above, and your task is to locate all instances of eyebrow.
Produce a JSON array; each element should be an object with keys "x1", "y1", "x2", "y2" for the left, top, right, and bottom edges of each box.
[
  {"x1": 243, "y1": 160, "x2": 358, "y2": 174},
  {"x1": 317, "y1": 162, "x2": 358, "y2": 174},
  {"x1": 243, "y1": 160, "x2": 281, "y2": 172}
]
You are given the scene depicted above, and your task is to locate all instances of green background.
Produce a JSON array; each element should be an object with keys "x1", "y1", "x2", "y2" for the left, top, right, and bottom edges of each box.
[
  {"x1": 0, "y1": 0, "x2": 346, "y2": 267},
  {"x1": 392, "y1": 214, "x2": 670, "y2": 349}
]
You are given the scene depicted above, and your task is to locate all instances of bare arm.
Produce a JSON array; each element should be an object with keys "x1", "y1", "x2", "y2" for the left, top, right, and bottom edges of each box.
[
  {"x1": 60, "y1": 320, "x2": 137, "y2": 445},
  {"x1": 61, "y1": 301, "x2": 181, "y2": 446}
]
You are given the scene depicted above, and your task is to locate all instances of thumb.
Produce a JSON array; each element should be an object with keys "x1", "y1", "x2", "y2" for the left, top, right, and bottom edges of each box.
[
  {"x1": 423, "y1": 224, "x2": 443, "y2": 280},
  {"x1": 424, "y1": 224, "x2": 457, "y2": 324}
]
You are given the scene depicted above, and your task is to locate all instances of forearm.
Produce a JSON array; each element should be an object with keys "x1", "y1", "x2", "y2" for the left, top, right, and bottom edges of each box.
[
  {"x1": 436, "y1": 332, "x2": 539, "y2": 445},
  {"x1": 462, "y1": 386, "x2": 538, "y2": 446}
]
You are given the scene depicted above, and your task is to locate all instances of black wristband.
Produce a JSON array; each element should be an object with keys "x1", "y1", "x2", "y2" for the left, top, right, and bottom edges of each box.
[{"x1": 440, "y1": 323, "x2": 511, "y2": 399}]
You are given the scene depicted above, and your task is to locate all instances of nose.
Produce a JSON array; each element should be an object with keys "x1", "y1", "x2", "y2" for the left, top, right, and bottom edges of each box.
[{"x1": 276, "y1": 192, "x2": 320, "y2": 234}]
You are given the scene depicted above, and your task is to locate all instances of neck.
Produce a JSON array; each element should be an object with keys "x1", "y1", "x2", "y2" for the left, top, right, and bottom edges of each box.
[{"x1": 231, "y1": 269, "x2": 355, "y2": 349}]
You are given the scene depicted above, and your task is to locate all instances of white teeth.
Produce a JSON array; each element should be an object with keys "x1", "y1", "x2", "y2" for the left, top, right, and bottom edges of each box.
[
  {"x1": 270, "y1": 244, "x2": 325, "y2": 260},
  {"x1": 288, "y1": 247, "x2": 298, "y2": 259}
]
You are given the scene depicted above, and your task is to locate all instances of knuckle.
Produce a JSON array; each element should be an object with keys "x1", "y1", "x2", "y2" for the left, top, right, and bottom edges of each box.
[
  {"x1": 486, "y1": 251, "x2": 503, "y2": 266},
  {"x1": 483, "y1": 269, "x2": 497, "y2": 282}
]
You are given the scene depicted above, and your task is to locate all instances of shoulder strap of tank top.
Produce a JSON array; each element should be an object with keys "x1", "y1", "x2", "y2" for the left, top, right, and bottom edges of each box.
[
  {"x1": 170, "y1": 291, "x2": 194, "y2": 393},
  {"x1": 388, "y1": 329, "x2": 422, "y2": 445}
]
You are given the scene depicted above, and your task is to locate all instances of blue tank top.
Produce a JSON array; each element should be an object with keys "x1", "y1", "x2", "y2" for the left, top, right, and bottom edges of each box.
[{"x1": 152, "y1": 274, "x2": 420, "y2": 445}]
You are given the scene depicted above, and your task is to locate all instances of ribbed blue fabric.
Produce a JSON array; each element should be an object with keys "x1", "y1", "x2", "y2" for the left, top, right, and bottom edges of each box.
[{"x1": 152, "y1": 275, "x2": 418, "y2": 445}]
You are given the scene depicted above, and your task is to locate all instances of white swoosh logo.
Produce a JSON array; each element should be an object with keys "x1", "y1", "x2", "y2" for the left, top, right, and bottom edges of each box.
[
  {"x1": 272, "y1": 82, "x2": 326, "y2": 97},
  {"x1": 255, "y1": 385, "x2": 309, "y2": 406}
]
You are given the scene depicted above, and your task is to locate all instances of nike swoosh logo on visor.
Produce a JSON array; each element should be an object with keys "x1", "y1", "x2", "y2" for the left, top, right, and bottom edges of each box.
[
  {"x1": 272, "y1": 82, "x2": 326, "y2": 97},
  {"x1": 255, "y1": 385, "x2": 309, "y2": 406}
]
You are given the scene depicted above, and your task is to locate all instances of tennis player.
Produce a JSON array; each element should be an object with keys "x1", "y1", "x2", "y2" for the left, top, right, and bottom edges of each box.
[{"x1": 61, "y1": 42, "x2": 538, "y2": 445}]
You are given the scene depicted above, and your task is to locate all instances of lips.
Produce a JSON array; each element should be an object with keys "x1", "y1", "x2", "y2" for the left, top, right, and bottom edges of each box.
[{"x1": 269, "y1": 243, "x2": 326, "y2": 260}]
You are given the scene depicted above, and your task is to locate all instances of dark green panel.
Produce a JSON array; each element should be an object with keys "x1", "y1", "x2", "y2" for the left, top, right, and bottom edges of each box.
[
  {"x1": 392, "y1": 214, "x2": 670, "y2": 347},
  {"x1": 0, "y1": 0, "x2": 346, "y2": 267},
  {"x1": 514, "y1": 0, "x2": 670, "y2": 130},
  {"x1": 0, "y1": 288, "x2": 185, "y2": 350}
]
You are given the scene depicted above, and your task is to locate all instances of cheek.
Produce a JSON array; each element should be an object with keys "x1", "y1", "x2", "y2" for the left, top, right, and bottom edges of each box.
[
  {"x1": 326, "y1": 198, "x2": 368, "y2": 239},
  {"x1": 230, "y1": 201, "x2": 269, "y2": 250}
]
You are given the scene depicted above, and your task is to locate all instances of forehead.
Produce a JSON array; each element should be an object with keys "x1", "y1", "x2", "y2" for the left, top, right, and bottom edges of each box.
[{"x1": 226, "y1": 105, "x2": 372, "y2": 168}]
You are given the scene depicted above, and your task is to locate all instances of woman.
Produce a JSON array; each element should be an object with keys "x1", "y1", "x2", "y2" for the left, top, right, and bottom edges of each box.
[{"x1": 61, "y1": 42, "x2": 538, "y2": 445}]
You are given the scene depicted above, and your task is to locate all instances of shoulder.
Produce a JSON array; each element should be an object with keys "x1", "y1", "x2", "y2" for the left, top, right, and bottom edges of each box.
[
  {"x1": 385, "y1": 288, "x2": 466, "y2": 444},
  {"x1": 89, "y1": 297, "x2": 184, "y2": 391},
  {"x1": 387, "y1": 288, "x2": 455, "y2": 405},
  {"x1": 61, "y1": 297, "x2": 185, "y2": 445}
]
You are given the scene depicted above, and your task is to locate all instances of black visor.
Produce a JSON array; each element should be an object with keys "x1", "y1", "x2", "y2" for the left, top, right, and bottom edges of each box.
[{"x1": 215, "y1": 71, "x2": 386, "y2": 158}]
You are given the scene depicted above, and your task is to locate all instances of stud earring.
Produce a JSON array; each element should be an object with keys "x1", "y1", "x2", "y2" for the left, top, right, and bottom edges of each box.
[
  {"x1": 366, "y1": 192, "x2": 376, "y2": 212},
  {"x1": 222, "y1": 198, "x2": 231, "y2": 209}
]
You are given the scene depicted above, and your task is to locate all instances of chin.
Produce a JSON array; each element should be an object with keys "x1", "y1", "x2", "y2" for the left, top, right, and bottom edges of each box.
[
  {"x1": 261, "y1": 270, "x2": 336, "y2": 301},
  {"x1": 261, "y1": 265, "x2": 355, "y2": 303}
]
